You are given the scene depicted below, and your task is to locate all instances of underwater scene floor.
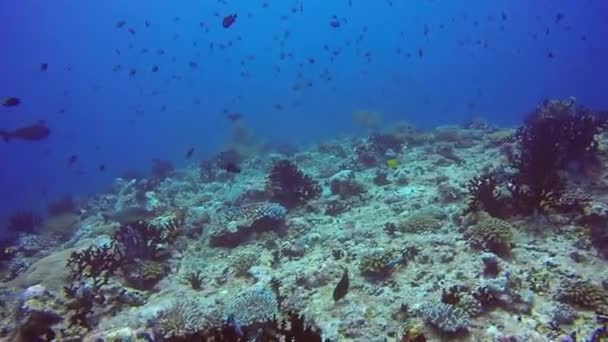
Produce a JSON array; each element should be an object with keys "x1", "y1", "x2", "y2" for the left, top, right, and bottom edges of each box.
[{"x1": 1, "y1": 98, "x2": 608, "y2": 341}]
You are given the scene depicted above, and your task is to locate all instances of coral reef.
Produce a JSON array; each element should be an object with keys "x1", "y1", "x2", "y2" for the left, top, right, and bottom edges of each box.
[
  {"x1": 2, "y1": 97, "x2": 608, "y2": 341},
  {"x1": 556, "y1": 279, "x2": 608, "y2": 315},
  {"x1": 463, "y1": 211, "x2": 513, "y2": 256},
  {"x1": 509, "y1": 97, "x2": 603, "y2": 214},
  {"x1": 421, "y1": 302, "x2": 470, "y2": 334},
  {"x1": 266, "y1": 160, "x2": 321, "y2": 208}
]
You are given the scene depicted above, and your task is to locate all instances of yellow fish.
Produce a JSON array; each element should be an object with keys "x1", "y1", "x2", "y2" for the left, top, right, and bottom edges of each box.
[{"x1": 387, "y1": 158, "x2": 398, "y2": 169}]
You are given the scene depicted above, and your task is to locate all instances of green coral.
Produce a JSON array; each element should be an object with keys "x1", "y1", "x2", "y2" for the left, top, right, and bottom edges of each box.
[
  {"x1": 359, "y1": 249, "x2": 397, "y2": 277},
  {"x1": 232, "y1": 251, "x2": 259, "y2": 276},
  {"x1": 398, "y1": 213, "x2": 443, "y2": 233},
  {"x1": 556, "y1": 279, "x2": 608, "y2": 315},
  {"x1": 464, "y1": 212, "x2": 513, "y2": 255},
  {"x1": 123, "y1": 259, "x2": 169, "y2": 290}
]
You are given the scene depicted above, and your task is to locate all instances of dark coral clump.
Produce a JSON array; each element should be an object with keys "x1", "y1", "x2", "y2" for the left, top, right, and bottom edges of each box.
[
  {"x1": 113, "y1": 219, "x2": 180, "y2": 261},
  {"x1": 66, "y1": 242, "x2": 123, "y2": 290},
  {"x1": 266, "y1": 160, "x2": 321, "y2": 208},
  {"x1": 47, "y1": 195, "x2": 78, "y2": 216},
  {"x1": 509, "y1": 98, "x2": 603, "y2": 214},
  {"x1": 150, "y1": 158, "x2": 175, "y2": 181},
  {"x1": 464, "y1": 173, "x2": 501, "y2": 217},
  {"x1": 369, "y1": 132, "x2": 405, "y2": 154},
  {"x1": 187, "y1": 311, "x2": 323, "y2": 342},
  {"x1": 6, "y1": 211, "x2": 42, "y2": 234}
]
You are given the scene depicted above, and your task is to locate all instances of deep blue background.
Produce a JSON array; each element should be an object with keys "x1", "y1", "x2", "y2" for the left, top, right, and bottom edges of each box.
[{"x1": 1, "y1": 0, "x2": 607, "y2": 222}]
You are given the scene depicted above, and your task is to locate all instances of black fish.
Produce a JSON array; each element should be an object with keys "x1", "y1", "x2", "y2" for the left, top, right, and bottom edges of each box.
[
  {"x1": 547, "y1": 51, "x2": 555, "y2": 59},
  {"x1": 333, "y1": 268, "x2": 349, "y2": 302},
  {"x1": 98, "y1": 164, "x2": 106, "y2": 172},
  {"x1": 68, "y1": 155, "x2": 79, "y2": 165},
  {"x1": 186, "y1": 147, "x2": 195, "y2": 159},
  {"x1": 40, "y1": 63, "x2": 48, "y2": 71},
  {"x1": 555, "y1": 13, "x2": 564, "y2": 24},
  {"x1": 0, "y1": 122, "x2": 50, "y2": 142},
  {"x1": 116, "y1": 20, "x2": 126, "y2": 28},
  {"x1": 151, "y1": 65, "x2": 159, "y2": 72},
  {"x1": 226, "y1": 112, "x2": 242, "y2": 121},
  {"x1": 223, "y1": 162, "x2": 241, "y2": 173},
  {"x1": 222, "y1": 14, "x2": 237, "y2": 28},
  {"x1": 128, "y1": 28, "x2": 136, "y2": 35},
  {"x1": 2, "y1": 97, "x2": 20, "y2": 107}
]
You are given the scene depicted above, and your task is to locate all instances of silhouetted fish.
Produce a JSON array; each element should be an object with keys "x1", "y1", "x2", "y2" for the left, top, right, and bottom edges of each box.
[
  {"x1": 2, "y1": 97, "x2": 20, "y2": 107},
  {"x1": 0, "y1": 122, "x2": 50, "y2": 142},
  {"x1": 40, "y1": 63, "x2": 48, "y2": 71},
  {"x1": 333, "y1": 268, "x2": 349, "y2": 302},
  {"x1": 186, "y1": 147, "x2": 195, "y2": 159},
  {"x1": 223, "y1": 14, "x2": 237, "y2": 28},
  {"x1": 68, "y1": 155, "x2": 78, "y2": 166}
]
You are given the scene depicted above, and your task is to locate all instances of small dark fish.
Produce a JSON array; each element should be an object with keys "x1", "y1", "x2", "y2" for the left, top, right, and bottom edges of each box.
[
  {"x1": 329, "y1": 16, "x2": 340, "y2": 28},
  {"x1": 226, "y1": 112, "x2": 242, "y2": 121},
  {"x1": 333, "y1": 268, "x2": 349, "y2": 302},
  {"x1": 222, "y1": 14, "x2": 237, "y2": 28},
  {"x1": 68, "y1": 154, "x2": 79, "y2": 165},
  {"x1": 145, "y1": 20, "x2": 151, "y2": 27},
  {"x1": 555, "y1": 13, "x2": 564, "y2": 24},
  {"x1": 547, "y1": 51, "x2": 555, "y2": 59},
  {"x1": 116, "y1": 20, "x2": 126, "y2": 28},
  {"x1": 2, "y1": 97, "x2": 20, "y2": 107},
  {"x1": 189, "y1": 61, "x2": 199, "y2": 69},
  {"x1": 186, "y1": 147, "x2": 195, "y2": 159},
  {"x1": 98, "y1": 164, "x2": 106, "y2": 172},
  {"x1": 151, "y1": 65, "x2": 159, "y2": 72},
  {"x1": 0, "y1": 121, "x2": 50, "y2": 142},
  {"x1": 418, "y1": 48, "x2": 423, "y2": 58},
  {"x1": 128, "y1": 28, "x2": 136, "y2": 35},
  {"x1": 223, "y1": 162, "x2": 241, "y2": 173},
  {"x1": 501, "y1": 11, "x2": 507, "y2": 21},
  {"x1": 129, "y1": 68, "x2": 137, "y2": 76},
  {"x1": 40, "y1": 63, "x2": 48, "y2": 71}
]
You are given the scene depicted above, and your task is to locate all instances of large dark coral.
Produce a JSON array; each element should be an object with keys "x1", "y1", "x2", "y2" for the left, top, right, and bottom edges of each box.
[
  {"x1": 47, "y1": 195, "x2": 78, "y2": 216},
  {"x1": 6, "y1": 211, "x2": 42, "y2": 234},
  {"x1": 113, "y1": 218, "x2": 180, "y2": 261},
  {"x1": 266, "y1": 160, "x2": 321, "y2": 208},
  {"x1": 508, "y1": 98, "x2": 603, "y2": 214},
  {"x1": 369, "y1": 132, "x2": 405, "y2": 154},
  {"x1": 66, "y1": 242, "x2": 124, "y2": 290},
  {"x1": 464, "y1": 173, "x2": 501, "y2": 217}
]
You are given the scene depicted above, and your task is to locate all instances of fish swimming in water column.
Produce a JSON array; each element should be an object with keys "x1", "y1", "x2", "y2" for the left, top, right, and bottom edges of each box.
[
  {"x1": 0, "y1": 122, "x2": 50, "y2": 142},
  {"x1": 2, "y1": 97, "x2": 21, "y2": 107},
  {"x1": 222, "y1": 14, "x2": 237, "y2": 28},
  {"x1": 333, "y1": 267, "x2": 349, "y2": 302}
]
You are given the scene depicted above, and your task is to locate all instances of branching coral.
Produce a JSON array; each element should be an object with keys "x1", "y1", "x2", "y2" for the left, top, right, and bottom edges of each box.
[
  {"x1": 266, "y1": 160, "x2": 321, "y2": 208},
  {"x1": 369, "y1": 132, "x2": 405, "y2": 155},
  {"x1": 464, "y1": 173, "x2": 501, "y2": 217},
  {"x1": 66, "y1": 242, "x2": 123, "y2": 290},
  {"x1": 113, "y1": 215, "x2": 180, "y2": 261},
  {"x1": 509, "y1": 97, "x2": 603, "y2": 214},
  {"x1": 6, "y1": 211, "x2": 42, "y2": 234}
]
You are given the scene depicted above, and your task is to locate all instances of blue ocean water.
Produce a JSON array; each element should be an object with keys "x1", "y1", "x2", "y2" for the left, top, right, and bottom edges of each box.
[{"x1": 1, "y1": 0, "x2": 607, "y2": 224}]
